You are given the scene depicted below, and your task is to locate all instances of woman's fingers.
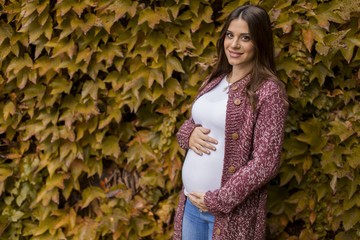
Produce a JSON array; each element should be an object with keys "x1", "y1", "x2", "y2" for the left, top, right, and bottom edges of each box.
[
  {"x1": 190, "y1": 192, "x2": 203, "y2": 198},
  {"x1": 188, "y1": 194, "x2": 206, "y2": 211},
  {"x1": 188, "y1": 192, "x2": 208, "y2": 212},
  {"x1": 198, "y1": 127, "x2": 218, "y2": 147},
  {"x1": 198, "y1": 127, "x2": 218, "y2": 144},
  {"x1": 204, "y1": 135, "x2": 218, "y2": 145},
  {"x1": 189, "y1": 127, "x2": 218, "y2": 155},
  {"x1": 190, "y1": 145, "x2": 203, "y2": 156},
  {"x1": 200, "y1": 141, "x2": 217, "y2": 151},
  {"x1": 196, "y1": 143, "x2": 211, "y2": 155}
]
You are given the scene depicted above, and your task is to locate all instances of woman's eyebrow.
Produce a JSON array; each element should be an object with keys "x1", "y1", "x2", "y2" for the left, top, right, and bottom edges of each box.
[{"x1": 226, "y1": 30, "x2": 250, "y2": 35}]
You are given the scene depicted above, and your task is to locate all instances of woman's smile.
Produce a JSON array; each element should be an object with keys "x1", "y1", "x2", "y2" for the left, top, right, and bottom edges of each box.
[{"x1": 228, "y1": 50, "x2": 244, "y2": 58}]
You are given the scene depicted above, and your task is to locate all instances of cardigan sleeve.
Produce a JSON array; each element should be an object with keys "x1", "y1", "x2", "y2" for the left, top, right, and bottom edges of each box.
[
  {"x1": 176, "y1": 116, "x2": 202, "y2": 149},
  {"x1": 204, "y1": 90, "x2": 288, "y2": 214}
]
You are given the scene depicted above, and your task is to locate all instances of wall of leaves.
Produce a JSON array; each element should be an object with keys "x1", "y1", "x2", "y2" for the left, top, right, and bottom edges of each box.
[{"x1": 0, "y1": 0, "x2": 359, "y2": 239}]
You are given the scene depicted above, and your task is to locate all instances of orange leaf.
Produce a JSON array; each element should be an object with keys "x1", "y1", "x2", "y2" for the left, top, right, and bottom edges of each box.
[{"x1": 302, "y1": 29, "x2": 314, "y2": 52}]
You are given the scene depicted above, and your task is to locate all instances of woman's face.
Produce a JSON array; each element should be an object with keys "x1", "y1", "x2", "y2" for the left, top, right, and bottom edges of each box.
[{"x1": 224, "y1": 19, "x2": 255, "y2": 71}]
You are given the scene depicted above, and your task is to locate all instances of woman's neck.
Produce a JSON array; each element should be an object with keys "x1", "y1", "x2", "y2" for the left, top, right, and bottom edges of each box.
[{"x1": 228, "y1": 65, "x2": 253, "y2": 84}]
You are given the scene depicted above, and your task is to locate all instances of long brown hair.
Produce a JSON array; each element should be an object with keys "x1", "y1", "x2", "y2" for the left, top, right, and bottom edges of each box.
[{"x1": 202, "y1": 5, "x2": 284, "y2": 110}]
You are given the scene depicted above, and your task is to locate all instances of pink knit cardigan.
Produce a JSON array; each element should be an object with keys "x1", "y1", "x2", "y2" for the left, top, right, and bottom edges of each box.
[{"x1": 174, "y1": 74, "x2": 288, "y2": 240}]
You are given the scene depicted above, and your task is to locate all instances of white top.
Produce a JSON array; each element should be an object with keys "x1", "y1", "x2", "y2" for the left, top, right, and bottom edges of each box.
[{"x1": 182, "y1": 76, "x2": 228, "y2": 195}]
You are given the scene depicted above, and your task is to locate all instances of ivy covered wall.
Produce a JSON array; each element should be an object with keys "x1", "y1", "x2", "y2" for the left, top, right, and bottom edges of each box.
[{"x1": 0, "y1": 0, "x2": 359, "y2": 239}]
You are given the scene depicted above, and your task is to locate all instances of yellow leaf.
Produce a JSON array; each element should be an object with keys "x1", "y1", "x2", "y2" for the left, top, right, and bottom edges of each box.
[
  {"x1": 0, "y1": 24, "x2": 13, "y2": 45},
  {"x1": 81, "y1": 186, "x2": 106, "y2": 208},
  {"x1": 3, "y1": 101, "x2": 16, "y2": 121},
  {"x1": 0, "y1": 167, "x2": 13, "y2": 183},
  {"x1": 75, "y1": 47, "x2": 92, "y2": 64},
  {"x1": 28, "y1": 20, "x2": 43, "y2": 44},
  {"x1": 309, "y1": 211, "x2": 316, "y2": 225},
  {"x1": 189, "y1": 0, "x2": 200, "y2": 16},
  {"x1": 81, "y1": 80, "x2": 98, "y2": 100},
  {"x1": 166, "y1": 55, "x2": 184, "y2": 78},
  {"x1": 50, "y1": 77, "x2": 73, "y2": 95},
  {"x1": 302, "y1": 29, "x2": 314, "y2": 52},
  {"x1": 149, "y1": 68, "x2": 164, "y2": 88},
  {"x1": 102, "y1": 136, "x2": 120, "y2": 158},
  {"x1": 99, "y1": 12, "x2": 115, "y2": 33},
  {"x1": 138, "y1": 7, "x2": 170, "y2": 29}
]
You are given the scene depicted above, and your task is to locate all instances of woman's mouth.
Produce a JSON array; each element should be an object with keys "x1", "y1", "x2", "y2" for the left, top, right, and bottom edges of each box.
[{"x1": 229, "y1": 51, "x2": 243, "y2": 58}]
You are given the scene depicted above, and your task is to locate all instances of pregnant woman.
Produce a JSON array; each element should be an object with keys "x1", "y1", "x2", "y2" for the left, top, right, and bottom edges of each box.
[{"x1": 173, "y1": 4, "x2": 288, "y2": 240}]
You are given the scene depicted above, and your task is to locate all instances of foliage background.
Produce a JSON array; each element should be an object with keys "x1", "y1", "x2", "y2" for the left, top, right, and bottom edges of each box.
[{"x1": 0, "y1": 0, "x2": 359, "y2": 239}]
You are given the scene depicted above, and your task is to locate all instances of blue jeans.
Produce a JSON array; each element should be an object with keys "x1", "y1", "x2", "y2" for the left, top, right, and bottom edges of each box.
[{"x1": 182, "y1": 197, "x2": 215, "y2": 240}]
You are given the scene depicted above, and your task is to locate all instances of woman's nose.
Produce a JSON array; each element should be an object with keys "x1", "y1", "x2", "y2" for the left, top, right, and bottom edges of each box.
[{"x1": 231, "y1": 38, "x2": 241, "y2": 48}]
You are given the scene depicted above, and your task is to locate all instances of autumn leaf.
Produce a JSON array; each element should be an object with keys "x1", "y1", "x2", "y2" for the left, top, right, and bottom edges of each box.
[{"x1": 81, "y1": 186, "x2": 106, "y2": 208}]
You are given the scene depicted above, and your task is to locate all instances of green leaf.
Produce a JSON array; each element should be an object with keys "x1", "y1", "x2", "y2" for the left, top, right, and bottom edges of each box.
[
  {"x1": 343, "y1": 206, "x2": 360, "y2": 231},
  {"x1": 7, "y1": 53, "x2": 33, "y2": 75},
  {"x1": 16, "y1": 183, "x2": 31, "y2": 206},
  {"x1": 0, "y1": 24, "x2": 13, "y2": 45},
  {"x1": 189, "y1": 0, "x2": 200, "y2": 16},
  {"x1": 23, "y1": 84, "x2": 46, "y2": 101},
  {"x1": 335, "y1": 232, "x2": 354, "y2": 240},
  {"x1": 28, "y1": 20, "x2": 43, "y2": 44},
  {"x1": 166, "y1": 55, "x2": 184, "y2": 78},
  {"x1": 50, "y1": 77, "x2": 72, "y2": 95},
  {"x1": 308, "y1": 19, "x2": 326, "y2": 44},
  {"x1": 277, "y1": 57, "x2": 305, "y2": 76},
  {"x1": 3, "y1": 101, "x2": 16, "y2": 121},
  {"x1": 283, "y1": 138, "x2": 308, "y2": 159},
  {"x1": 321, "y1": 146, "x2": 344, "y2": 170},
  {"x1": 309, "y1": 63, "x2": 335, "y2": 86},
  {"x1": 102, "y1": 136, "x2": 120, "y2": 158},
  {"x1": 72, "y1": 0, "x2": 94, "y2": 16},
  {"x1": 59, "y1": 142, "x2": 77, "y2": 162},
  {"x1": 97, "y1": 43, "x2": 123, "y2": 65},
  {"x1": 328, "y1": 120, "x2": 355, "y2": 142},
  {"x1": 315, "y1": 182, "x2": 330, "y2": 201},
  {"x1": 81, "y1": 186, "x2": 106, "y2": 208},
  {"x1": 295, "y1": 118, "x2": 327, "y2": 154},
  {"x1": 10, "y1": 210, "x2": 24, "y2": 222},
  {"x1": 33, "y1": 216, "x2": 57, "y2": 236},
  {"x1": 46, "y1": 173, "x2": 70, "y2": 190},
  {"x1": 75, "y1": 47, "x2": 92, "y2": 64},
  {"x1": 341, "y1": 36, "x2": 360, "y2": 63},
  {"x1": 313, "y1": 1, "x2": 345, "y2": 30},
  {"x1": 347, "y1": 144, "x2": 360, "y2": 169},
  {"x1": 190, "y1": 5, "x2": 213, "y2": 32},
  {"x1": 138, "y1": 7, "x2": 170, "y2": 29},
  {"x1": 343, "y1": 192, "x2": 360, "y2": 211},
  {"x1": 315, "y1": 43, "x2": 330, "y2": 56},
  {"x1": 0, "y1": 167, "x2": 13, "y2": 183},
  {"x1": 144, "y1": 31, "x2": 166, "y2": 51},
  {"x1": 108, "y1": 0, "x2": 135, "y2": 20},
  {"x1": 81, "y1": 80, "x2": 98, "y2": 100},
  {"x1": 279, "y1": 164, "x2": 303, "y2": 186},
  {"x1": 149, "y1": 68, "x2": 164, "y2": 88}
]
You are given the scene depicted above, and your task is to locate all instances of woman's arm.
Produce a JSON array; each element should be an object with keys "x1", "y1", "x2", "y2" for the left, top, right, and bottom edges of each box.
[
  {"x1": 176, "y1": 116, "x2": 201, "y2": 149},
  {"x1": 204, "y1": 90, "x2": 288, "y2": 214}
]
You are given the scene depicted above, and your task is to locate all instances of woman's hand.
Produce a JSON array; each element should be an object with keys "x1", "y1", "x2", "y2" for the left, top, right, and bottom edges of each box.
[
  {"x1": 188, "y1": 192, "x2": 208, "y2": 212},
  {"x1": 189, "y1": 127, "x2": 218, "y2": 156}
]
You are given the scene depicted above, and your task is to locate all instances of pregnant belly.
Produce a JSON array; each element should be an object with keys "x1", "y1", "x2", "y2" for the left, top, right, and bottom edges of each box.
[{"x1": 182, "y1": 146, "x2": 224, "y2": 195}]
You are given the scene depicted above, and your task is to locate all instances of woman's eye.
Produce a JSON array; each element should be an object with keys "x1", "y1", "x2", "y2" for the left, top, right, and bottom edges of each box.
[
  {"x1": 241, "y1": 36, "x2": 251, "y2": 41},
  {"x1": 226, "y1": 32, "x2": 233, "y2": 38}
]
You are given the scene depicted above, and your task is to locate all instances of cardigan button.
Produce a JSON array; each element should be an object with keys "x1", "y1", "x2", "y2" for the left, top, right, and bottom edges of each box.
[
  {"x1": 234, "y1": 98, "x2": 241, "y2": 105},
  {"x1": 229, "y1": 166, "x2": 236, "y2": 173},
  {"x1": 216, "y1": 228, "x2": 221, "y2": 235},
  {"x1": 231, "y1": 85, "x2": 238, "y2": 91},
  {"x1": 232, "y1": 133, "x2": 239, "y2": 140}
]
